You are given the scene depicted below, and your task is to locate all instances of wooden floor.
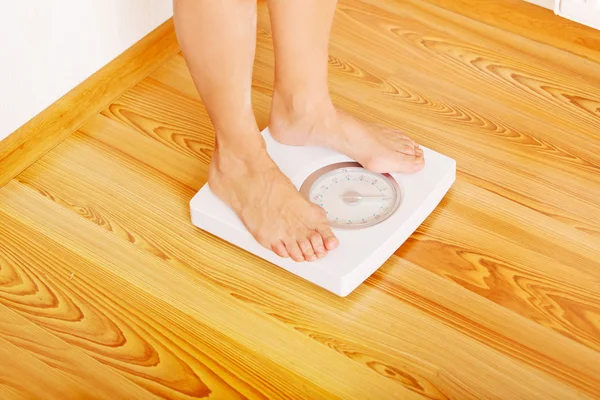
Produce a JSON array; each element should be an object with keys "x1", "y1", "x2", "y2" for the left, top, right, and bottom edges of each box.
[{"x1": 1, "y1": 0, "x2": 600, "y2": 398}]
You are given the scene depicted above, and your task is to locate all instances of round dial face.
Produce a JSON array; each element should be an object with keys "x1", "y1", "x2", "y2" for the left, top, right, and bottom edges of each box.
[{"x1": 300, "y1": 163, "x2": 401, "y2": 230}]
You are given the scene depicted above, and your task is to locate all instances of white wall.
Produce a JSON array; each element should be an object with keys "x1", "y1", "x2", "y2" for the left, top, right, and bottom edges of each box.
[
  {"x1": 555, "y1": 0, "x2": 600, "y2": 30},
  {"x1": 525, "y1": 0, "x2": 555, "y2": 9},
  {"x1": 0, "y1": 0, "x2": 173, "y2": 141}
]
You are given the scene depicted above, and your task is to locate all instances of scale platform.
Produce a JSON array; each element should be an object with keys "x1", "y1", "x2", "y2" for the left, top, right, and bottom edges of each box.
[{"x1": 190, "y1": 128, "x2": 455, "y2": 296}]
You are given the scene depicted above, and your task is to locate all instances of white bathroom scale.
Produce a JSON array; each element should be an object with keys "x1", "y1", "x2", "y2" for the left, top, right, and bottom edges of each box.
[{"x1": 190, "y1": 128, "x2": 456, "y2": 296}]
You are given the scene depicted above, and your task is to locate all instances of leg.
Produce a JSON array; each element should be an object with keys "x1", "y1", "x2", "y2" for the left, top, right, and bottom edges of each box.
[
  {"x1": 174, "y1": 0, "x2": 338, "y2": 261},
  {"x1": 267, "y1": 0, "x2": 425, "y2": 173}
]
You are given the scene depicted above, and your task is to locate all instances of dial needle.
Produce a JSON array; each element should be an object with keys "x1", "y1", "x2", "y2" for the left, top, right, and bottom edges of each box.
[{"x1": 340, "y1": 195, "x2": 391, "y2": 204}]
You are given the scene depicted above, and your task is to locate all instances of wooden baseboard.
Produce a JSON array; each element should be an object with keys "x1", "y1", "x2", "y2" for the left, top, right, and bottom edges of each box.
[{"x1": 0, "y1": 19, "x2": 180, "y2": 188}]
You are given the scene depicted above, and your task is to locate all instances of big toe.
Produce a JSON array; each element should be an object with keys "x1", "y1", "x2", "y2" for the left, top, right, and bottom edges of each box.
[
  {"x1": 316, "y1": 224, "x2": 339, "y2": 251},
  {"x1": 309, "y1": 231, "x2": 327, "y2": 258}
]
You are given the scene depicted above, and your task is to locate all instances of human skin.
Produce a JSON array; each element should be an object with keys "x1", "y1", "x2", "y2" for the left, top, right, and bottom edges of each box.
[{"x1": 173, "y1": 0, "x2": 423, "y2": 262}]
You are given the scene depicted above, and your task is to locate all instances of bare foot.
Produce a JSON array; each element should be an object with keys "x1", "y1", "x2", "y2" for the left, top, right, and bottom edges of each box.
[
  {"x1": 208, "y1": 134, "x2": 339, "y2": 262},
  {"x1": 269, "y1": 93, "x2": 425, "y2": 173}
]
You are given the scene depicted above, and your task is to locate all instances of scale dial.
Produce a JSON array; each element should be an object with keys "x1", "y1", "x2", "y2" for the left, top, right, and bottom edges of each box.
[{"x1": 300, "y1": 162, "x2": 401, "y2": 230}]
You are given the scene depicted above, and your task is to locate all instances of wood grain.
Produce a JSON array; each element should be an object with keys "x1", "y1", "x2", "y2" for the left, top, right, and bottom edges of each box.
[
  {"x1": 0, "y1": 305, "x2": 156, "y2": 399},
  {"x1": 416, "y1": 0, "x2": 600, "y2": 64},
  {"x1": 1, "y1": 0, "x2": 600, "y2": 398},
  {"x1": 9, "y1": 109, "x2": 599, "y2": 398},
  {"x1": 0, "y1": 336, "x2": 95, "y2": 400},
  {"x1": 0, "y1": 181, "x2": 425, "y2": 400},
  {"x1": 0, "y1": 19, "x2": 180, "y2": 189}
]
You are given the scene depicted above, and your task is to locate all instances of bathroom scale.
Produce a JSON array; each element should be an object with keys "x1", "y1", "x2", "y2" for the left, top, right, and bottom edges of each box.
[{"x1": 190, "y1": 127, "x2": 456, "y2": 296}]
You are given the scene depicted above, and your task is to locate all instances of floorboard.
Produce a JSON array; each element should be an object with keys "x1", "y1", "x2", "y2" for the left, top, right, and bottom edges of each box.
[{"x1": 1, "y1": 0, "x2": 599, "y2": 398}]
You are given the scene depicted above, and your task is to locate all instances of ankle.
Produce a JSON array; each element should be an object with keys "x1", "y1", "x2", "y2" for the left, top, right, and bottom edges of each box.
[
  {"x1": 213, "y1": 120, "x2": 263, "y2": 149},
  {"x1": 271, "y1": 87, "x2": 334, "y2": 123},
  {"x1": 269, "y1": 89, "x2": 338, "y2": 146},
  {"x1": 215, "y1": 136, "x2": 265, "y2": 163}
]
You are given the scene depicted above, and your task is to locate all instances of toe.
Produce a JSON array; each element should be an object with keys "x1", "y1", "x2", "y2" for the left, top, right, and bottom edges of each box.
[
  {"x1": 413, "y1": 150, "x2": 425, "y2": 169},
  {"x1": 395, "y1": 131, "x2": 415, "y2": 146},
  {"x1": 285, "y1": 240, "x2": 305, "y2": 262},
  {"x1": 272, "y1": 241, "x2": 289, "y2": 258},
  {"x1": 298, "y1": 238, "x2": 317, "y2": 262},
  {"x1": 414, "y1": 148, "x2": 424, "y2": 162},
  {"x1": 309, "y1": 231, "x2": 327, "y2": 258},
  {"x1": 408, "y1": 155, "x2": 425, "y2": 172},
  {"x1": 396, "y1": 141, "x2": 416, "y2": 155},
  {"x1": 317, "y1": 224, "x2": 338, "y2": 251}
]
